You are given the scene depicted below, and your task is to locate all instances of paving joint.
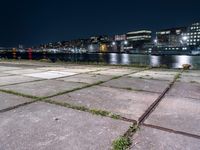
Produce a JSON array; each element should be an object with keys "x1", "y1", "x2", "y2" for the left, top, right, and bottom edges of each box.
[
  {"x1": 42, "y1": 68, "x2": 149, "y2": 99},
  {"x1": 0, "y1": 79, "x2": 47, "y2": 87},
  {"x1": 143, "y1": 123, "x2": 200, "y2": 139},
  {"x1": 0, "y1": 100, "x2": 38, "y2": 113},
  {"x1": 98, "y1": 84, "x2": 162, "y2": 94},
  {"x1": 0, "y1": 67, "x2": 148, "y2": 120},
  {"x1": 138, "y1": 71, "x2": 183, "y2": 124}
]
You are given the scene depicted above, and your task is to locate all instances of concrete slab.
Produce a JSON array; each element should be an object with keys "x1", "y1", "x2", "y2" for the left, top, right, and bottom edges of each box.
[
  {"x1": 37, "y1": 66, "x2": 104, "y2": 73},
  {"x1": 24, "y1": 71, "x2": 78, "y2": 79},
  {"x1": 0, "y1": 92, "x2": 32, "y2": 111},
  {"x1": 130, "y1": 126, "x2": 200, "y2": 150},
  {"x1": 145, "y1": 95, "x2": 200, "y2": 136},
  {"x1": 1, "y1": 80, "x2": 87, "y2": 97},
  {"x1": 0, "y1": 73, "x2": 11, "y2": 77},
  {"x1": 128, "y1": 71, "x2": 175, "y2": 81},
  {"x1": 0, "y1": 102, "x2": 131, "y2": 150},
  {"x1": 56, "y1": 73, "x2": 113, "y2": 84},
  {"x1": 91, "y1": 68, "x2": 137, "y2": 76},
  {"x1": 60, "y1": 68, "x2": 103, "y2": 73},
  {"x1": 102, "y1": 77, "x2": 170, "y2": 93},
  {"x1": 50, "y1": 85, "x2": 160, "y2": 121},
  {"x1": 149, "y1": 69, "x2": 179, "y2": 75},
  {"x1": 167, "y1": 82, "x2": 200, "y2": 99},
  {"x1": 4, "y1": 69, "x2": 45, "y2": 75},
  {"x1": 0, "y1": 75, "x2": 39, "y2": 86},
  {"x1": 0, "y1": 66, "x2": 21, "y2": 71},
  {"x1": 182, "y1": 70, "x2": 200, "y2": 77},
  {"x1": 37, "y1": 67, "x2": 68, "y2": 71},
  {"x1": 178, "y1": 75, "x2": 200, "y2": 84}
]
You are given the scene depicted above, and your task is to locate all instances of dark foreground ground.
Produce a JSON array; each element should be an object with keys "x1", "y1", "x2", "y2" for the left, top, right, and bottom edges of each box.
[{"x1": 0, "y1": 60, "x2": 199, "y2": 150}]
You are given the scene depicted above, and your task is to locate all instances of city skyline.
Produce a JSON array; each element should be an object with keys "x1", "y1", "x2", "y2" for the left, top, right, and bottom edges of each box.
[{"x1": 0, "y1": 0, "x2": 200, "y2": 47}]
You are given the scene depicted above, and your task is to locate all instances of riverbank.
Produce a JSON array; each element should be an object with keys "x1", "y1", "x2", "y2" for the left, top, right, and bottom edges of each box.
[
  {"x1": 0, "y1": 61, "x2": 199, "y2": 149},
  {"x1": 1, "y1": 53, "x2": 200, "y2": 69}
]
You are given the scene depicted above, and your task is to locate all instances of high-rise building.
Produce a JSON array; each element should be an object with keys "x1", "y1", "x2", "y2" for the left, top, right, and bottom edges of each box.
[
  {"x1": 184, "y1": 22, "x2": 200, "y2": 47},
  {"x1": 126, "y1": 30, "x2": 152, "y2": 42},
  {"x1": 126, "y1": 30, "x2": 152, "y2": 50},
  {"x1": 115, "y1": 34, "x2": 126, "y2": 41},
  {"x1": 156, "y1": 27, "x2": 187, "y2": 47}
]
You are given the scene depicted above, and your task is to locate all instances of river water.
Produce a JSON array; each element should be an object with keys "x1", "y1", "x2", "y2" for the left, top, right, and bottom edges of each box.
[
  {"x1": 1, "y1": 52, "x2": 200, "y2": 69},
  {"x1": 86, "y1": 53, "x2": 200, "y2": 69}
]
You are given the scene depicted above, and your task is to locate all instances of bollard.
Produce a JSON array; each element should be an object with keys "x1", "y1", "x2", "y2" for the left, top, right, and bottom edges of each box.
[
  {"x1": 43, "y1": 50, "x2": 46, "y2": 59},
  {"x1": 12, "y1": 48, "x2": 16, "y2": 59},
  {"x1": 28, "y1": 48, "x2": 32, "y2": 60}
]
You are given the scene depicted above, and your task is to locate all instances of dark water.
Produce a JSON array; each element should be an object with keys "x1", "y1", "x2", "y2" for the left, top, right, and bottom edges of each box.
[
  {"x1": 98, "y1": 53, "x2": 200, "y2": 69},
  {"x1": 1, "y1": 52, "x2": 200, "y2": 69}
]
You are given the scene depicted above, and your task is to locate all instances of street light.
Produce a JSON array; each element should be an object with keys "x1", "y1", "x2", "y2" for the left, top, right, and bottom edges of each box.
[
  {"x1": 182, "y1": 36, "x2": 188, "y2": 41},
  {"x1": 180, "y1": 36, "x2": 189, "y2": 45},
  {"x1": 112, "y1": 41, "x2": 116, "y2": 46},
  {"x1": 154, "y1": 39, "x2": 158, "y2": 44},
  {"x1": 124, "y1": 40, "x2": 128, "y2": 45}
]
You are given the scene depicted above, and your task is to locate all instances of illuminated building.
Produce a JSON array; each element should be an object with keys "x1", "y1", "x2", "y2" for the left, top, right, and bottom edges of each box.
[
  {"x1": 125, "y1": 30, "x2": 152, "y2": 52},
  {"x1": 184, "y1": 22, "x2": 200, "y2": 47},
  {"x1": 156, "y1": 27, "x2": 187, "y2": 47}
]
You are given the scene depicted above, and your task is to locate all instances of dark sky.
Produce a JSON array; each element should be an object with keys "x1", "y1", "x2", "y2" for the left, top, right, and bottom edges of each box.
[{"x1": 0, "y1": 0, "x2": 199, "y2": 47}]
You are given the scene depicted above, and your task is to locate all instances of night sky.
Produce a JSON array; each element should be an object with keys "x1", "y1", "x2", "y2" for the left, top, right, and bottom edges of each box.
[{"x1": 0, "y1": 0, "x2": 199, "y2": 47}]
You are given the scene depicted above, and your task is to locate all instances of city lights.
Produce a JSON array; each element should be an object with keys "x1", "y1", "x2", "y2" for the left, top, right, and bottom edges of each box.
[
  {"x1": 112, "y1": 41, "x2": 116, "y2": 46},
  {"x1": 124, "y1": 40, "x2": 128, "y2": 45}
]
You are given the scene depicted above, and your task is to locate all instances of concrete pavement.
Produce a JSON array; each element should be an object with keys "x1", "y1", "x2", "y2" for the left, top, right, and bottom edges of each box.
[{"x1": 0, "y1": 60, "x2": 199, "y2": 150}]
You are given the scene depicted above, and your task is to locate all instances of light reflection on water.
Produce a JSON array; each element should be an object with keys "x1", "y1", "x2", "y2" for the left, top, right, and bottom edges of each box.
[
  {"x1": 173, "y1": 55, "x2": 192, "y2": 68},
  {"x1": 105, "y1": 53, "x2": 200, "y2": 69},
  {"x1": 150, "y1": 56, "x2": 161, "y2": 67},
  {"x1": 121, "y1": 54, "x2": 130, "y2": 65}
]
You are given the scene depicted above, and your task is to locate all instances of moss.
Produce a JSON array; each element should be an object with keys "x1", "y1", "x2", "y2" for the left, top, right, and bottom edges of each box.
[
  {"x1": 174, "y1": 73, "x2": 181, "y2": 80},
  {"x1": 112, "y1": 137, "x2": 131, "y2": 150},
  {"x1": 124, "y1": 87, "x2": 132, "y2": 91},
  {"x1": 43, "y1": 81, "x2": 105, "y2": 99},
  {"x1": 112, "y1": 124, "x2": 138, "y2": 150},
  {"x1": 190, "y1": 81, "x2": 198, "y2": 84},
  {"x1": 43, "y1": 99, "x2": 124, "y2": 120},
  {"x1": 0, "y1": 89, "x2": 40, "y2": 100}
]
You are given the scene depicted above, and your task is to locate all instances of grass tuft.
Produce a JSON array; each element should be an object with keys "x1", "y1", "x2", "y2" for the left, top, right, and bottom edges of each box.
[
  {"x1": 0, "y1": 89, "x2": 40, "y2": 100},
  {"x1": 112, "y1": 124, "x2": 138, "y2": 150},
  {"x1": 112, "y1": 137, "x2": 131, "y2": 150},
  {"x1": 43, "y1": 99, "x2": 124, "y2": 120}
]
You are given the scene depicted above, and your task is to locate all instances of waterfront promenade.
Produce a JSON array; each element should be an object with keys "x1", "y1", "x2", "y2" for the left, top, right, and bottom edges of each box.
[{"x1": 0, "y1": 60, "x2": 199, "y2": 150}]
